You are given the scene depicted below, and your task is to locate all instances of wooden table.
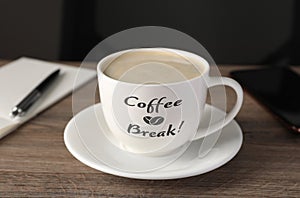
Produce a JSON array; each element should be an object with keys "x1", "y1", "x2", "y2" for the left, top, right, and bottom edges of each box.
[{"x1": 0, "y1": 60, "x2": 299, "y2": 197}]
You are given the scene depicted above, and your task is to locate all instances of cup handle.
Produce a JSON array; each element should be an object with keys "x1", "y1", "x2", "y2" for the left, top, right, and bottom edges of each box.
[{"x1": 193, "y1": 76, "x2": 243, "y2": 140}]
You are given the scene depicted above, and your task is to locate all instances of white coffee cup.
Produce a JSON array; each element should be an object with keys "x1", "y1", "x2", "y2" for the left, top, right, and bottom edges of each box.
[{"x1": 97, "y1": 48, "x2": 243, "y2": 156}]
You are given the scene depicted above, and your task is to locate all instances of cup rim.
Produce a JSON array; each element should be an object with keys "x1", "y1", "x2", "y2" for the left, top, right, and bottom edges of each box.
[{"x1": 97, "y1": 47, "x2": 210, "y2": 86}]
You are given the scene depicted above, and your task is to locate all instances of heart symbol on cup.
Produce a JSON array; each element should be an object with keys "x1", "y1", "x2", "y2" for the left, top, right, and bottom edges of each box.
[{"x1": 143, "y1": 116, "x2": 164, "y2": 125}]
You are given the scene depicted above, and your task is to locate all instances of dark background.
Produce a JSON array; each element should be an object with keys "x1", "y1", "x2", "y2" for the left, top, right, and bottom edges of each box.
[{"x1": 0, "y1": 0, "x2": 298, "y2": 65}]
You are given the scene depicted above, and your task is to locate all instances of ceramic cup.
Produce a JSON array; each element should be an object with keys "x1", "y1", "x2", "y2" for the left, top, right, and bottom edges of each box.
[{"x1": 97, "y1": 48, "x2": 243, "y2": 156}]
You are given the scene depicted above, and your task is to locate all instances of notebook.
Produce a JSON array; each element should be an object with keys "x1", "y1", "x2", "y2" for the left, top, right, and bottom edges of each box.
[{"x1": 0, "y1": 57, "x2": 96, "y2": 139}]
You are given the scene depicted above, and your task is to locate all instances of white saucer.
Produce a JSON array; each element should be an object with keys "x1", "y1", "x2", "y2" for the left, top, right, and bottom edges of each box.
[{"x1": 64, "y1": 103, "x2": 243, "y2": 180}]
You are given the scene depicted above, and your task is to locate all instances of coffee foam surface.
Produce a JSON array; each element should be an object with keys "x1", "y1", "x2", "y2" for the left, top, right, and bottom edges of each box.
[{"x1": 104, "y1": 50, "x2": 203, "y2": 84}]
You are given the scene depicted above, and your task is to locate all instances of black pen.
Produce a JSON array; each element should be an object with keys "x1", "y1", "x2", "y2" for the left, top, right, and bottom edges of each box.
[{"x1": 10, "y1": 69, "x2": 60, "y2": 118}]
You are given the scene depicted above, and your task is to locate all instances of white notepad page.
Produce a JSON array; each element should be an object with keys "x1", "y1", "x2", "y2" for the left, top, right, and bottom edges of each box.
[{"x1": 0, "y1": 57, "x2": 96, "y2": 138}]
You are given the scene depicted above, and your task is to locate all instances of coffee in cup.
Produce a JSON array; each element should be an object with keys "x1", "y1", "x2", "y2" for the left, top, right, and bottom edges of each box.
[{"x1": 103, "y1": 50, "x2": 203, "y2": 84}]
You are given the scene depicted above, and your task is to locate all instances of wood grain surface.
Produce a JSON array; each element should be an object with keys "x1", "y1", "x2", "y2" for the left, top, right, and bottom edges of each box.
[{"x1": 0, "y1": 60, "x2": 299, "y2": 197}]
